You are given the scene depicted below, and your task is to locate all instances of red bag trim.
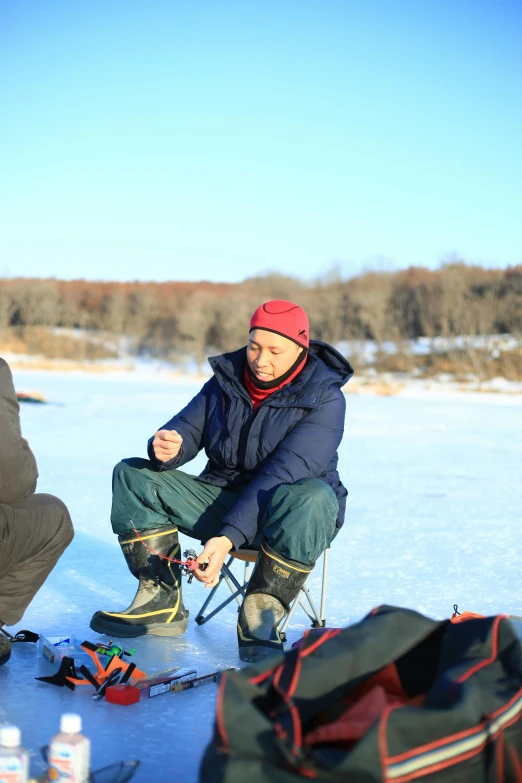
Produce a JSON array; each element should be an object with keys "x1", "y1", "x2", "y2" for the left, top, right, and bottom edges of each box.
[
  {"x1": 456, "y1": 614, "x2": 504, "y2": 683},
  {"x1": 508, "y1": 743, "x2": 522, "y2": 783},
  {"x1": 300, "y1": 628, "x2": 342, "y2": 658},
  {"x1": 216, "y1": 671, "x2": 230, "y2": 751},
  {"x1": 385, "y1": 615, "x2": 507, "y2": 763},
  {"x1": 385, "y1": 683, "x2": 522, "y2": 768},
  {"x1": 379, "y1": 617, "x2": 522, "y2": 781},
  {"x1": 235, "y1": 614, "x2": 517, "y2": 781},
  {"x1": 378, "y1": 704, "x2": 392, "y2": 781},
  {"x1": 385, "y1": 700, "x2": 522, "y2": 780},
  {"x1": 272, "y1": 653, "x2": 301, "y2": 703},
  {"x1": 287, "y1": 656, "x2": 303, "y2": 700},
  {"x1": 286, "y1": 629, "x2": 342, "y2": 700},
  {"x1": 497, "y1": 731, "x2": 505, "y2": 783},
  {"x1": 271, "y1": 628, "x2": 341, "y2": 703},
  {"x1": 389, "y1": 746, "x2": 498, "y2": 783},
  {"x1": 267, "y1": 630, "x2": 343, "y2": 762},
  {"x1": 295, "y1": 766, "x2": 317, "y2": 778},
  {"x1": 289, "y1": 701, "x2": 303, "y2": 755},
  {"x1": 273, "y1": 702, "x2": 304, "y2": 761},
  {"x1": 249, "y1": 667, "x2": 278, "y2": 685}
]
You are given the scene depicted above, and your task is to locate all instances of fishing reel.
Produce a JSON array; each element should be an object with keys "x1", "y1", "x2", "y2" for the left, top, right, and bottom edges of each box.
[{"x1": 181, "y1": 549, "x2": 208, "y2": 584}]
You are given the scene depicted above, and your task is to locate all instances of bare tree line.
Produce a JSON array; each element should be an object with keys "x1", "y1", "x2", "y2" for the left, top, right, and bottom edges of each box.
[{"x1": 1, "y1": 263, "x2": 521, "y2": 377}]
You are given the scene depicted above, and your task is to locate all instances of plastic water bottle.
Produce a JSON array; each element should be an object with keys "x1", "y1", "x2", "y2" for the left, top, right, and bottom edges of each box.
[
  {"x1": 47, "y1": 714, "x2": 90, "y2": 782},
  {"x1": 0, "y1": 725, "x2": 29, "y2": 783}
]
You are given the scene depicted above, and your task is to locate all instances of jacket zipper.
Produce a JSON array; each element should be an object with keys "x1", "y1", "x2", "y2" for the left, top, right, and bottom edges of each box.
[{"x1": 238, "y1": 407, "x2": 260, "y2": 469}]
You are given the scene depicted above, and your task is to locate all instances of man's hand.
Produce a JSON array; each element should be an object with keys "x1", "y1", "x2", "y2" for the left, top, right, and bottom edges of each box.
[
  {"x1": 152, "y1": 429, "x2": 183, "y2": 463},
  {"x1": 194, "y1": 536, "x2": 233, "y2": 589}
]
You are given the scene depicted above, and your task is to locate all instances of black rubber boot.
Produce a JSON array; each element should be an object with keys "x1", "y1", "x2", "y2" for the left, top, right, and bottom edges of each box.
[
  {"x1": 90, "y1": 525, "x2": 189, "y2": 638},
  {"x1": 0, "y1": 627, "x2": 11, "y2": 666},
  {"x1": 237, "y1": 542, "x2": 312, "y2": 662}
]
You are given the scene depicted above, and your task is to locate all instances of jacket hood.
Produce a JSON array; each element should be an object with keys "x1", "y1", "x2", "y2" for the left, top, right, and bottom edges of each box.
[
  {"x1": 308, "y1": 340, "x2": 354, "y2": 387},
  {"x1": 208, "y1": 340, "x2": 354, "y2": 403}
]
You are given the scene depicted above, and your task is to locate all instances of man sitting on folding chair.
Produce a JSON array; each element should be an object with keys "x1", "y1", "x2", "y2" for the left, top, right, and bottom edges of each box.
[{"x1": 90, "y1": 300, "x2": 353, "y2": 662}]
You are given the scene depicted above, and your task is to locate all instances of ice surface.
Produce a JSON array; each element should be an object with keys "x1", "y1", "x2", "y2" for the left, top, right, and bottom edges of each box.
[{"x1": 2, "y1": 369, "x2": 522, "y2": 781}]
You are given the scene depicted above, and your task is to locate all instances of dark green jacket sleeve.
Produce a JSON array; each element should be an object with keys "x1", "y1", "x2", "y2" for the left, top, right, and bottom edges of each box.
[{"x1": 0, "y1": 358, "x2": 38, "y2": 504}]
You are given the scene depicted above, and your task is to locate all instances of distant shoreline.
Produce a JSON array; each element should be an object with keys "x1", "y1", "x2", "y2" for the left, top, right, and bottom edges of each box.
[{"x1": 7, "y1": 354, "x2": 522, "y2": 398}]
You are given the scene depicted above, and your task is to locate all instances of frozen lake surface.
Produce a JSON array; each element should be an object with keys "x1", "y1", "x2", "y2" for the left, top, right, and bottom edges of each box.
[{"x1": 2, "y1": 369, "x2": 522, "y2": 781}]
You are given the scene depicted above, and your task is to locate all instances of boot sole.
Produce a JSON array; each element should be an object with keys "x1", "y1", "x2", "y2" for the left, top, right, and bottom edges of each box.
[{"x1": 89, "y1": 615, "x2": 189, "y2": 639}]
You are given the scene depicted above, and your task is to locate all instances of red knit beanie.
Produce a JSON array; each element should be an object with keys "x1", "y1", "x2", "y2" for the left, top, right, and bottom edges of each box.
[{"x1": 249, "y1": 300, "x2": 309, "y2": 349}]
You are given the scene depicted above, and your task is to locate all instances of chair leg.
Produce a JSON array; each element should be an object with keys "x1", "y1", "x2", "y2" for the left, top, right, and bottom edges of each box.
[
  {"x1": 194, "y1": 558, "x2": 232, "y2": 621},
  {"x1": 194, "y1": 559, "x2": 249, "y2": 625},
  {"x1": 320, "y1": 547, "x2": 329, "y2": 624},
  {"x1": 195, "y1": 548, "x2": 330, "y2": 637},
  {"x1": 299, "y1": 583, "x2": 323, "y2": 626},
  {"x1": 279, "y1": 579, "x2": 307, "y2": 640},
  {"x1": 279, "y1": 549, "x2": 328, "y2": 641},
  {"x1": 222, "y1": 566, "x2": 247, "y2": 608}
]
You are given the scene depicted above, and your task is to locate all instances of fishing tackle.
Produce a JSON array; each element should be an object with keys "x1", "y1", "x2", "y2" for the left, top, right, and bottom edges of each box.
[
  {"x1": 181, "y1": 549, "x2": 208, "y2": 583},
  {"x1": 36, "y1": 640, "x2": 146, "y2": 697},
  {"x1": 94, "y1": 641, "x2": 135, "y2": 659}
]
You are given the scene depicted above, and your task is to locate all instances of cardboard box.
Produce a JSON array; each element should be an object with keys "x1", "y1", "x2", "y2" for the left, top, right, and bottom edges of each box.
[{"x1": 136, "y1": 667, "x2": 197, "y2": 698}]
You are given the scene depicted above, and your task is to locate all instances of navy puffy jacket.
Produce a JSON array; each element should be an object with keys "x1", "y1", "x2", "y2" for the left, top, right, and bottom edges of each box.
[{"x1": 148, "y1": 340, "x2": 353, "y2": 549}]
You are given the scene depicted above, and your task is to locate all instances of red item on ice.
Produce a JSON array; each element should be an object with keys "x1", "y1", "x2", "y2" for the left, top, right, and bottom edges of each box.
[
  {"x1": 105, "y1": 684, "x2": 141, "y2": 705},
  {"x1": 450, "y1": 604, "x2": 485, "y2": 623},
  {"x1": 249, "y1": 300, "x2": 309, "y2": 348}
]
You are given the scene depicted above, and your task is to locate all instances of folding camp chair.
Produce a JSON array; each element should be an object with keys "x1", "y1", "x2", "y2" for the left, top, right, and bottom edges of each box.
[{"x1": 194, "y1": 547, "x2": 329, "y2": 642}]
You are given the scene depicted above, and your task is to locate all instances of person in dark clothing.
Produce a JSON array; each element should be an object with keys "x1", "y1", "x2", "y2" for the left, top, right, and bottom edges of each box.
[
  {"x1": 91, "y1": 301, "x2": 353, "y2": 661},
  {"x1": 0, "y1": 358, "x2": 74, "y2": 666}
]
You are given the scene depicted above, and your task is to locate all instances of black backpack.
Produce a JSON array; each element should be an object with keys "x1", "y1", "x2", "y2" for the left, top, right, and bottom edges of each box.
[{"x1": 201, "y1": 605, "x2": 522, "y2": 782}]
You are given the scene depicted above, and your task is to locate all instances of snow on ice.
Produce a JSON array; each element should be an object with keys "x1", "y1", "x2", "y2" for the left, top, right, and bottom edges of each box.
[{"x1": 2, "y1": 369, "x2": 521, "y2": 781}]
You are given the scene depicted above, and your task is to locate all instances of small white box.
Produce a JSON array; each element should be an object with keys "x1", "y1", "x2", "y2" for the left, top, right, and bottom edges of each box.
[
  {"x1": 39, "y1": 634, "x2": 94, "y2": 671},
  {"x1": 39, "y1": 634, "x2": 76, "y2": 665}
]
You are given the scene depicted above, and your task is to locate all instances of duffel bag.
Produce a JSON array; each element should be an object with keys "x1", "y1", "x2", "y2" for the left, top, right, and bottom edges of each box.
[{"x1": 200, "y1": 604, "x2": 522, "y2": 782}]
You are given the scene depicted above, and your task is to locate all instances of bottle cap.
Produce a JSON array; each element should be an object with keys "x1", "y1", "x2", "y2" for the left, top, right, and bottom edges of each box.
[
  {"x1": 0, "y1": 725, "x2": 21, "y2": 747},
  {"x1": 60, "y1": 714, "x2": 82, "y2": 734}
]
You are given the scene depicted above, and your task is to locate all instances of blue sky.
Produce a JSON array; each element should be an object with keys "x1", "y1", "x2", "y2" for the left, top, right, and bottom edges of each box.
[{"x1": 0, "y1": 0, "x2": 520, "y2": 283}]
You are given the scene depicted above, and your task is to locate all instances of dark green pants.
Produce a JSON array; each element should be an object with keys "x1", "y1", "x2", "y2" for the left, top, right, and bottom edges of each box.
[{"x1": 110, "y1": 458, "x2": 338, "y2": 566}]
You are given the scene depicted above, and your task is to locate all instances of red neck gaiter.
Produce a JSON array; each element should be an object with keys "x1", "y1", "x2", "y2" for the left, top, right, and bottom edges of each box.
[{"x1": 244, "y1": 357, "x2": 307, "y2": 410}]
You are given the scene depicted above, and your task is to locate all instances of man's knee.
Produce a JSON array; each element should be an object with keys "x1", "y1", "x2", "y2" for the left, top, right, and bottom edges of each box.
[
  {"x1": 263, "y1": 479, "x2": 338, "y2": 564},
  {"x1": 34, "y1": 494, "x2": 74, "y2": 548},
  {"x1": 112, "y1": 457, "x2": 152, "y2": 491},
  {"x1": 111, "y1": 458, "x2": 166, "y2": 536},
  {"x1": 11, "y1": 493, "x2": 75, "y2": 555}
]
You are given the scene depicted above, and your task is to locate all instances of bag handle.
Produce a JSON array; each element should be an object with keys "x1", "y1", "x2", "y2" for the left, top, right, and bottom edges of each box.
[
  {"x1": 257, "y1": 632, "x2": 347, "y2": 776},
  {"x1": 259, "y1": 628, "x2": 341, "y2": 715},
  {"x1": 253, "y1": 647, "x2": 301, "y2": 717}
]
